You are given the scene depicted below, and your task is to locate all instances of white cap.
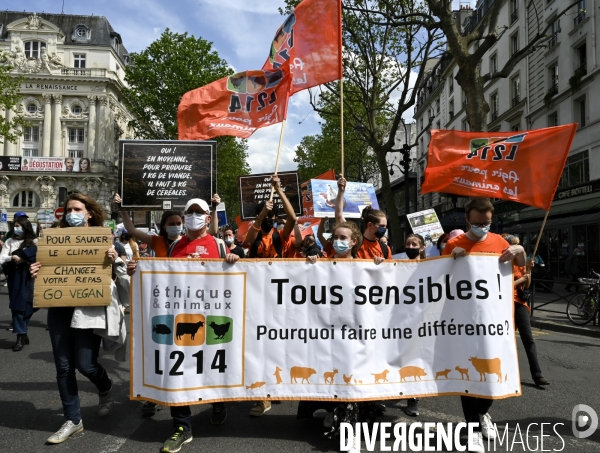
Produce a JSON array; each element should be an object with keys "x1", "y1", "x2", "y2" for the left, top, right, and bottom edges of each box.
[{"x1": 184, "y1": 198, "x2": 210, "y2": 213}]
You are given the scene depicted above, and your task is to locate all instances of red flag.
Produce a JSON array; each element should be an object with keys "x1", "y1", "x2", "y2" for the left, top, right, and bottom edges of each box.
[
  {"x1": 263, "y1": 0, "x2": 342, "y2": 94},
  {"x1": 421, "y1": 125, "x2": 578, "y2": 210},
  {"x1": 178, "y1": 64, "x2": 293, "y2": 140}
]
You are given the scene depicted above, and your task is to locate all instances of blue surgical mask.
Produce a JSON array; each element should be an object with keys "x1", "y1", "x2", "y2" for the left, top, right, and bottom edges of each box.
[
  {"x1": 333, "y1": 240, "x2": 352, "y2": 255},
  {"x1": 66, "y1": 212, "x2": 86, "y2": 227},
  {"x1": 165, "y1": 225, "x2": 182, "y2": 238},
  {"x1": 470, "y1": 225, "x2": 490, "y2": 237},
  {"x1": 13, "y1": 227, "x2": 22, "y2": 236},
  {"x1": 375, "y1": 226, "x2": 387, "y2": 239},
  {"x1": 224, "y1": 237, "x2": 235, "y2": 245}
]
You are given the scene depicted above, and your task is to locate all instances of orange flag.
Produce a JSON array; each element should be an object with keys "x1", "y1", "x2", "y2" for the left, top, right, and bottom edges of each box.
[
  {"x1": 421, "y1": 125, "x2": 577, "y2": 210},
  {"x1": 263, "y1": 0, "x2": 343, "y2": 94},
  {"x1": 178, "y1": 64, "x2": 293, "y2": 140}
]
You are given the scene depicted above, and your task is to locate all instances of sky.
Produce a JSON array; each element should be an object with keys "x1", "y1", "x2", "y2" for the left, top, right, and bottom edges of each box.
[{"x1": 8, "y1": 0, "x2": 470, "y2": 175}]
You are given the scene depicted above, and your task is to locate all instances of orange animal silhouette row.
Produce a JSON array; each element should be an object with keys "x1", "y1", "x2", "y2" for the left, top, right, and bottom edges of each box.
[{"x1": 246, "y1": 358, "x2": 503, "y2": 390}]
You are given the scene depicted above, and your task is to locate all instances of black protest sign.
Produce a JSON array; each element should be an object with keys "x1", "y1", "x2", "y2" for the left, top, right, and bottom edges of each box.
[
  {"x1": 238, "y1": 171, "x2": 302, "y2": 220},
  {"x1": 119, "y1": 140, "x2": 215, "y2": 210}
]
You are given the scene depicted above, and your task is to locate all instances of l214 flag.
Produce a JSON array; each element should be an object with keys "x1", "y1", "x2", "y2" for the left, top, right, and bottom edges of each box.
[
  {"x1": 263, "y1": 0, "x2": 343, "y2": 94},
  {"x1": 421, "y1": 125, "x2": 577, "y2": 210},
  {"x1": 178, "y1": 64, "x2": 293, "y2": 140}
]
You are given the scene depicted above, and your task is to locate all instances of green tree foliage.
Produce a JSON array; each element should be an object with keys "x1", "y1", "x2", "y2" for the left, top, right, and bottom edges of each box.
[
  {"x1": 0, "y1": 65, "x2": 26, "y2": 144},
  {"x1": 294, "y1": 88, "x2": 378, "y2": 183},
  {"x1": 123, "y1": 29, "x2": 250, "y2": 218}
]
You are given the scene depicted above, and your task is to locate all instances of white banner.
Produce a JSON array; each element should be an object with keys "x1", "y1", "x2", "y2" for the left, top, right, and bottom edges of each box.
[{"x1": 131, "y1": 255, "x2": 520, "y2": 406}]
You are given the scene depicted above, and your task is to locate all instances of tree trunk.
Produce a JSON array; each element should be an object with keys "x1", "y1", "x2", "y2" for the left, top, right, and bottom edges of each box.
[
  {"x1": 456, "y1": 61, "x2": 489, "y2": 132},
  {"x1": 375, "y1": 147, "x2": 403, "y2": 250}
]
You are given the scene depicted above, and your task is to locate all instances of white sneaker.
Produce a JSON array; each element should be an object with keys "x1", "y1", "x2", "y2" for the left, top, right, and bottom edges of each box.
[
  {"x1": 46, "y1": 420, "x2": 84, "y2": 444},
  {"x1": 468, "y1": 431, "x2": 485, "y2": 452},
  {"x1": 480, "y1": 413, "x2": 497, "y2": 440}
]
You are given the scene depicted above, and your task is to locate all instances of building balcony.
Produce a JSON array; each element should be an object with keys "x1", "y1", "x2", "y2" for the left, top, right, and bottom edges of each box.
[
  {"x1": 511, "y1": 10, "x2": 518, "y2": 24},
  {"x1": 512, "y1": 94, "x2": 520, "y2": 107},
  {"x1": 574, "y1": 12, "x2": 586, "y2": 27},
  {"x1": 61, "y1": 68, "x2": 107, "y2": 77},
  {"x1": 491, "y1": 111, "x2": 498, "y2": 121},
  {"x1": 549, "y1": 33, "x2": 558, "y2": 48}
]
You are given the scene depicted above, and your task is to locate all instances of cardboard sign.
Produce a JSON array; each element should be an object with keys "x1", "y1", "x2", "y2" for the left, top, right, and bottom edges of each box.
[
  {"x1": 34, "y1": 227, "x2": 113, "y2": 308},
  {"x1": 406, "y1": 209, "x2": 445, "y2": 245},
  {"x1": 238, "y1": 171, "x2": 302, "y2": 220},
  {"x1": 311, "y1": 179, "x2": 379, "y2": 218},
  {"x1": 119, "y1": 140, "x2": 216, "y2": 210}
]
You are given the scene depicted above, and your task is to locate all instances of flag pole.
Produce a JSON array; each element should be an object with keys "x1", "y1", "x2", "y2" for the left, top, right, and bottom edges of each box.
[
  {"x1": 269, "y1": 119, "x2": 287, "y2": 201},
  {"x1": 531, "y1": 209, "x2": 550, "y2": 260},
  {"x1": 340, "y1": 78, "x2": 344, "y2": 177}
]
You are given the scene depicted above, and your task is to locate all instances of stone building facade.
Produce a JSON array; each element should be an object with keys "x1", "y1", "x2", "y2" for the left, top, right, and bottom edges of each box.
[{"x1": 0, "y1": 11, "x2": 134, "y2": 223}]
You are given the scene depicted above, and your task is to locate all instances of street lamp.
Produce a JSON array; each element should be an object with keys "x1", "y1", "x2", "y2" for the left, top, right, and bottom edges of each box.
[{"x1": 390, "y1": 140, "x2": 413, "y2": 242}]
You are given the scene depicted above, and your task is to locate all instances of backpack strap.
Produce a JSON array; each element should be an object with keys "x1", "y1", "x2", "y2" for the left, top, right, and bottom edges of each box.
[
  {"x1": 272, "y1": 231, "x2": 282, "y2": 258},
  {"x1": 379, "y1": 240, "x2": 389, "y2": 259},
  {"x1": 167, "y1": 239, "x2": 181, "y2": 257},
  {"x1": 213, "y1": 236, "x2": 227, "y2": 258},
  {"x1": 249, "y1": 231, "x2": 263, "y2": 258}
]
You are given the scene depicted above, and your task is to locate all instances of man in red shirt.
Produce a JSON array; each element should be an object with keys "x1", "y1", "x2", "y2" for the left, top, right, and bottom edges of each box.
[{"x1": 442, "y1": 197, "x2": 525, "y2": 453}]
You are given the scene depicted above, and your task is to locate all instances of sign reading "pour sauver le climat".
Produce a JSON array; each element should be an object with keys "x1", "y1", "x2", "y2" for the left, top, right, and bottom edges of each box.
[{"x1": 34, "y1": 227, "x2": 113, "y2": 308}]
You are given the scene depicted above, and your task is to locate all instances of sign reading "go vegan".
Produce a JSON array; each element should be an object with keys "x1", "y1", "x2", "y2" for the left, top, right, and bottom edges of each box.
[{"x1": 34, "y1": 227, "x2": 113, "y2": 308}]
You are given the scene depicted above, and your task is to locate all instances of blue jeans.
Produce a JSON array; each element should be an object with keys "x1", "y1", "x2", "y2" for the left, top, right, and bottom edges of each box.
[
  {"x1": 48, "y1": 307, "x2": 112, "y2": 424},
  {"x1": 12, "y1": 310, "x2": 32, "y2": 334}
]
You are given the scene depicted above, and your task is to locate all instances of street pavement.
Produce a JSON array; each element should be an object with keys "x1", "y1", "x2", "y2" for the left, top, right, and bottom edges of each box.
[{"x1": 0, "y1": 283, "x2": 599, "y2": 453}]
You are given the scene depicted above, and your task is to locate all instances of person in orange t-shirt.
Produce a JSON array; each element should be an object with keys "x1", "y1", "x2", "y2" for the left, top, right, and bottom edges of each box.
[
  {"x1": 503, "y1": 234, "x2": 549, "y2": 387},
  {"x1": 442, "y1": 197, "x2": 526, "y2": 450},
  {"x1": 333, "y1": 177, "x2": 390, "y2": 263}
]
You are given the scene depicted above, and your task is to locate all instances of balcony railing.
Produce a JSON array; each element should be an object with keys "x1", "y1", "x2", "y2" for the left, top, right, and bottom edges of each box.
[
  {"x1": 576, "y1": 63, "x2": 587, "y2": 76},
  {"x1": 449, "y1": 110, "x2": 454, "y2": 118},
  {"x1": 549, "y1": 33, "x2": 558, "y2": 48},
  {"x1": 574, "y1": 12, "x2": 586, "y2": 27},
  {"x1": 511, "y1": 10, "x2": 518, "y2": 23},
  {"x1": 512, "y1": 94, "x2": 520, "y2": 107},
  {"x1": 61, "y1": 68, "x2": 107, "y2": 77},
  {"x1": 491, "y1": 111, "x2": 499, "y2": 121}
]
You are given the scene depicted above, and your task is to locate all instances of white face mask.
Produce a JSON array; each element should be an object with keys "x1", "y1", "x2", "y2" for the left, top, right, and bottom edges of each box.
[{"x1": 184, "y1": 213, "x2": 207, "y2": 232}]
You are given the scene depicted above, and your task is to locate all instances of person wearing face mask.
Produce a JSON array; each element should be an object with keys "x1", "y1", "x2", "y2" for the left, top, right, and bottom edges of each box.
[
  {"x1": 29, "y1": 193, "x2": 123, "y2": 445},
  {"x1": 154, "y1": 197, "x2": 237, "y2": 452},
  {"x1": 442, "y1": 197, "x2": 526, "y2": 452},
  {"x1": 0, "y1": 215, "x2": 37, "y2": 351},
  {"x1": 113, "y1": 194, "x2": 184, "y2": 258},
  {"x1": 222, "y1": 226, "x2": 245, "y2": 258},
  {"x1": 334, "y1": 176, "x2": 390, "y2": 264},
  {"x1": 436, "y1": 233, "x2": 450, "y2": 255}
]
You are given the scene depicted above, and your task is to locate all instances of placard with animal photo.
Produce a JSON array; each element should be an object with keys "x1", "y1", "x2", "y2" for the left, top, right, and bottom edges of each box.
[
  {"x1": 311, "y1": 179, "x2": 379, "y2": 218},
  {"x1": 406, "y1": 208, "x2": 445, "y2": 245},
  {"x1": 238, "y1": 171, "x2": 302, "y2": 220},
  {"x1": 130, "y1": 255, "x2": 519, "y2": 405},
  {"x1": 119, "y1": 140, "x2": 216, "y2": 210}
]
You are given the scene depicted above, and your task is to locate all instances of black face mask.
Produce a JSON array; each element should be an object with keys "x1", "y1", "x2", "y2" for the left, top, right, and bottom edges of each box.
[
  {"x1": 261, "y1": 219, "x2": 274, "y2": 232},
  {"x1": 405, "y1": 247, "x2": 420, "y2": 259}
]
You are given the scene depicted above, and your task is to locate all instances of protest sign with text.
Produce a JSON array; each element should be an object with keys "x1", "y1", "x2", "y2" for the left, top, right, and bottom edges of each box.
[
  {"x1": 407, "y1": 209, "x2": 445, "y2": 245},
  {"x1": 238, "y1": 171, "x2": 301, "y2": 220},
  {"x1": 131, "y1": 255, "x2": 519, "y2": 406},
  {"x1": 311, "y1": 179, "x2": 379, "y2": 218},
  {"x1": 421, "y1": 125, "x2": 577, "y2": 210},
  {"x1": 34, "y1": 227, "x2": 112, "y2": 308},
  {"x1": 119, "y1": 140, "x2": 215, "y2": 210}
]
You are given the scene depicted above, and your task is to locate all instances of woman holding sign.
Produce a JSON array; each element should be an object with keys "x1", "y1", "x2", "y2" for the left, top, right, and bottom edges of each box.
[
  {"x1": 30, "y1": 193, "x2": 120, "y2": 445},
  {"x1": 0, "y1": 215, "x2": 37, "y2": 352},
  {"x1": 113, "y1": 194, "x2": 184, "y2": 258}
]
